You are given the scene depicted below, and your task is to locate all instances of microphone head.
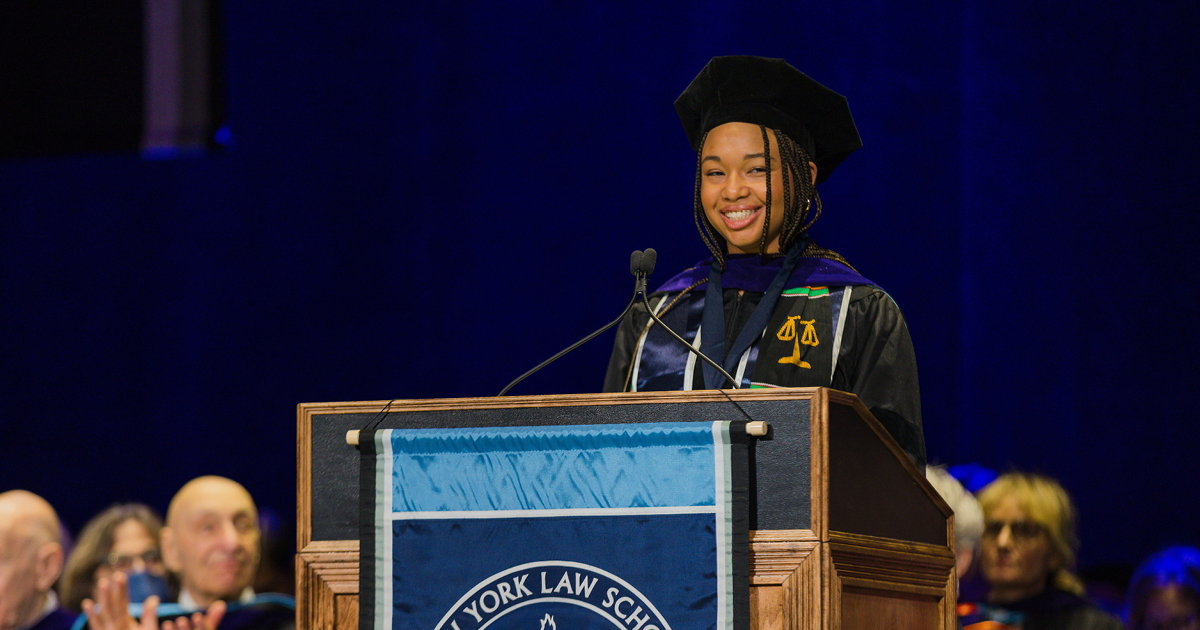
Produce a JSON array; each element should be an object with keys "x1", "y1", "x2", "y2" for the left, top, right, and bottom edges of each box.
[
  {"x1": 630, "y1": 250, "x2": 643, "y2": 276},
  {"x1": 641, "y1": 248, "x2": 657, "y2": 275}
]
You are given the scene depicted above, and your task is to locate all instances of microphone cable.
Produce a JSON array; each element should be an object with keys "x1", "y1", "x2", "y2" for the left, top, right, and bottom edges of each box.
[{"x1": 496, "y1": 250, "x2": 651, "y2": 396}]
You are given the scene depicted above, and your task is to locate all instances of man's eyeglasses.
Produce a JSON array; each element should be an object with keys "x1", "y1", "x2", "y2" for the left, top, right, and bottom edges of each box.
[
  {"x1": 105, "y1": 549, "x2": 162, "y2": 572},
  {"x1": 981, "y1": 520, "x2": 1045, "y2": 543}
]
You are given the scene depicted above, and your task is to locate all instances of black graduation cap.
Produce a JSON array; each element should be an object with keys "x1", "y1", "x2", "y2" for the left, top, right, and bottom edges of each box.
[{"x1": 675, "y1": 56, "x2": 862, "y2": 183}]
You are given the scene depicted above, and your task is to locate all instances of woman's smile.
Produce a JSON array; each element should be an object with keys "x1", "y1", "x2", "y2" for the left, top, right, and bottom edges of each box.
[{"x1": 719, "y1": 204, "x2": 762, "y2": 226}]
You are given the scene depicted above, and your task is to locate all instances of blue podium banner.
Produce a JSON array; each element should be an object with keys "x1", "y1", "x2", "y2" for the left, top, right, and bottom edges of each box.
[{"x1": 361, "y1": 422, "x2": 748, "y2": 630}]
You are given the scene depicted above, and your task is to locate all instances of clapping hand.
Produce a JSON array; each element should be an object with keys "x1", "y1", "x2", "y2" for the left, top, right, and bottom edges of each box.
[{"x1": 83, "y1": 573, "x2": 227, "y2": 630}]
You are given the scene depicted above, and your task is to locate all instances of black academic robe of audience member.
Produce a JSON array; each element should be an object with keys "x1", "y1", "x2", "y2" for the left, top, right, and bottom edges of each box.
[
  {"x1": 216, "y1": 599, "x2": 295, "y2": 630},
  {"x1": 28, "y1": 609, "x2": 74, "y2": 630},
  {"x1": 604, "y1": 255, "x2": 925, "y2": 467},
  {"x1": 960, "y1": 588, "x2": 1124, "y2": 630}
]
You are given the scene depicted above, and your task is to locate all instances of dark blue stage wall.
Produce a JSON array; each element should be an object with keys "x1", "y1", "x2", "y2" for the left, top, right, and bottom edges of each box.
[{"x1": 2, "y1": 1, "x2": 1198, "y2": 575}]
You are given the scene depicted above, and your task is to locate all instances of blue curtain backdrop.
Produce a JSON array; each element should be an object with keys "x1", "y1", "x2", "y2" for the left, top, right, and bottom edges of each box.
[{"x1": 2, "y1": 0, "x2": 1197, "y2": 575}]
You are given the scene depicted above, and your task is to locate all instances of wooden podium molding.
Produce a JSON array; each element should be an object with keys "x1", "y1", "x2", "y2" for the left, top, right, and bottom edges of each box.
[{"x1": 297, "y1": 388, "x2": 955, "y2": 630}]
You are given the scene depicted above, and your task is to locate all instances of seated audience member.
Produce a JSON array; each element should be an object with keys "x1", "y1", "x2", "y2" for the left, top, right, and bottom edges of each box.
[
  {"x1": 959, "y1": 472, "x2": 1122, "y2": 630},
  {"x1": 926, "y1": 465, "x2": 984, "y2": 586},
  {"x1": 85, "y1": 477, "x2": 292, "y2": 630},
  {"x1": 161, "y1": 477, "x2": 292, "y2": 630},
  {"x1": 1125, "y1": 546, "x2": 1200, "y2": 630},
  {"x1": 0, "y1": 490, "x2": 72, "y2": 630},
  {"x1": 60, "y1": 504, "x2": 172, "y2": 612},
  {"x1": 160, "y1": 477, "x2": 261, "y2": 609}
]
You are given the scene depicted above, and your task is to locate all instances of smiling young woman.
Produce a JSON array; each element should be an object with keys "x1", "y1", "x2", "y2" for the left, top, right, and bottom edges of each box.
[{"x1": 603, "y1": 56, "x2": 924, "y2": 467}]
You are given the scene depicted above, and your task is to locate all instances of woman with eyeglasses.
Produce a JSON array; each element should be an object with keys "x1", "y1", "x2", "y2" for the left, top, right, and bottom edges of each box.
[
  {"x1": 59, "y1": 504, "x2": 173, "y2": 613},
  {"x1": 1125, "y1": 546, "x2": 1200, "y2": 630},
  {"x1": 958, "y1": 472, "x2": 1122, "y2": 630}
]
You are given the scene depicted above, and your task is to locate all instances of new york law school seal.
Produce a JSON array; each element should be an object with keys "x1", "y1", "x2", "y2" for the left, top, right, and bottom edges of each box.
[{"x1": 434, "y1": 561, "x2": 672, "y2": 630}]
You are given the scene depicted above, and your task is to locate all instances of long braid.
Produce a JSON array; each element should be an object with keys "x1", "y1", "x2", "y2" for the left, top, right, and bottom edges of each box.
[
  {"x1": 779, "y1": 128, "x2": 793, "y2": 244},
  {"x1": 758, "y1": 124, "x2": 772, "y2": 256},
  {"x1": 692, "y1": 130, "x2": 727, "y2": 270},
  {"x1": 773, "y1": 128, "x2": 811, "y2": 252},
  {"x1": 772, "y1": 129, "x2": 854, "y2": 270}
]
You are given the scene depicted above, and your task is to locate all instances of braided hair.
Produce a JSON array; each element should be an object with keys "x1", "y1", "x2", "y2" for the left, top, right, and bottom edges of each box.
[{"x1": 693, "y1": 125, "x2": 852, "y2": 271}]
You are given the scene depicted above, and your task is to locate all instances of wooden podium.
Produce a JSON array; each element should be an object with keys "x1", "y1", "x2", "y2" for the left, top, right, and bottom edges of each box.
[{"x1": 297, "y1": 388, "x2": 955, "y2": 630}]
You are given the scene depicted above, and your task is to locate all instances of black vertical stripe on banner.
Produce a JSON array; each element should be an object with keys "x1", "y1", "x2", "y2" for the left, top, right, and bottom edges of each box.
[
  {"x1": 729, "y1": 421, "x2": 751, "y2": 630},
  {"x1": 745, "y1": 429, "x2": 759, "y2": 531},
  {"x1": 358, "y1": 430, "x2": 376, "y2": 630}
]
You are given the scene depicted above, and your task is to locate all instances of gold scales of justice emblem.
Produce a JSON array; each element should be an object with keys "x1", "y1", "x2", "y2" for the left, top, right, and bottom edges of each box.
[{"x1": 776, "y1": 315, "x2": 818, "y2": 368}]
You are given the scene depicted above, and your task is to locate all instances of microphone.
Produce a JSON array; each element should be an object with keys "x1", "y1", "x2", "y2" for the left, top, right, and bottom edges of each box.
[
  {"x1": 633, "y1": 249, "x2": 740, "y2": 389},
  {"x1": 641, "y1": 247, "x2": 657, "y2": 274},
  {"x1": 632, "y1": 248, "x2": 654, "y2": 297},
  {"x1": 630, "y1": 249, "x2": 646, "y2": 276},
  {"x1": 634, "y1": 248, "x2": 655, "y2": 295},
  {"x1": 497, "y1": 251, "x2": 648, "y2": 396}
]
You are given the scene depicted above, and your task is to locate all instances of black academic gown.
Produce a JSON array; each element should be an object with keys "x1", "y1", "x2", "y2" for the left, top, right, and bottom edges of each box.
[
  {"x1": 959, "y1": 588, "x2": 1125, "y2": 630},
  {"x1": 29, "y1": 609, "x2": 74, "y2": 630},
  {"x1": 217, "y1": 598, "x2": 295, "y2": 630},
  {"x1": 604, "y1": 253, "x2": 924, "y2": 467}
]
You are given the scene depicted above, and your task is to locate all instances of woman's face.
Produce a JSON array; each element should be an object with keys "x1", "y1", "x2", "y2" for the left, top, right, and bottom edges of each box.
[
  {"x1": 979, "y1": 495, "x2": 1059, "y2": 603},
  {"x1": 92, "y1": 519, "x2": 164, "y2": 589},
  {"x1": 699, "y1": 122, "x2": 789, "y2": 255}
]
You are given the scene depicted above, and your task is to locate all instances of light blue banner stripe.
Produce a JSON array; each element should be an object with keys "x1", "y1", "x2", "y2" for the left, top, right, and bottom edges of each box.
[
  {"x1": 389, "y1": 422, "x2": 717, "y2": 512},
  {"x1": 392, "y1": 505, "x2": 717, "y2": 519}
]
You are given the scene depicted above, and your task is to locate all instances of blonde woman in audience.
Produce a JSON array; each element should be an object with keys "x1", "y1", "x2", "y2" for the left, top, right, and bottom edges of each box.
[{"x1": 960, "y1": 472, "x2": 1122, "y2": 630}]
